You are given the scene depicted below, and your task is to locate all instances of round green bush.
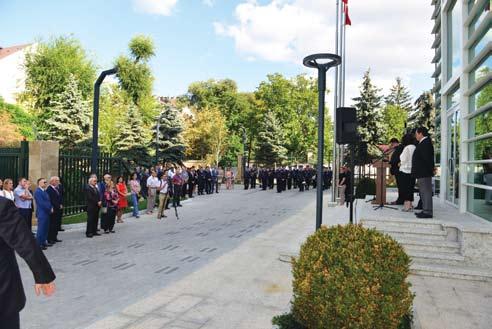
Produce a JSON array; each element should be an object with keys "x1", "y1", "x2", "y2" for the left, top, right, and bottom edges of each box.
[{"x1": 292, "y1": 224, "x2": 413, "y2": 329}]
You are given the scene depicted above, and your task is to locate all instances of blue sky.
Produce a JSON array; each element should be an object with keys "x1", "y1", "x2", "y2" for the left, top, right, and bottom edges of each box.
[{"x1": 0, "y1": 0, "x2": 434, "y2": 106}]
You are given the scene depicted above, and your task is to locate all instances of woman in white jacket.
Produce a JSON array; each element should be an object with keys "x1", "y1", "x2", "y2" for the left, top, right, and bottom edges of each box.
[{"x1": 399, "y1": 133, "x2": 417, "y2": 211}]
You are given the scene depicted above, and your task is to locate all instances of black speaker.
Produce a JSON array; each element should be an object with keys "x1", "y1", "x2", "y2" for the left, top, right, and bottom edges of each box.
[{"x1": 336, "y1": 107, "x2": 357, "y2": 144}]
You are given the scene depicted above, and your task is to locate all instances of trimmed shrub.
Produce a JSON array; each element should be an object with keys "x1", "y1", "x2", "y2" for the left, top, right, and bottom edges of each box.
[
  {"x1": 291, "y1": 224, "x2": 413, "y2": 329},
  {"x1": 355, "y1": 177, "x2": 376, "y2": 199}
]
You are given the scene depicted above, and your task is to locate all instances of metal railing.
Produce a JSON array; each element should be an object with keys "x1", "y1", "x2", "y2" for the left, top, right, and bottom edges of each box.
[{"x1": 0, "y1": 141, "x2": 29, "y2": 182}]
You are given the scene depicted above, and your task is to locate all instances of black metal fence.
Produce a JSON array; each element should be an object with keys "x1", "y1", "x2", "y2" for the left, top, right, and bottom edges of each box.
[
  {"x1": 0, "y1": 141, "x2": 29, "y2": 182},
  {"x1": 59, "y1": 152, "x2": 131, "y2": 216}
]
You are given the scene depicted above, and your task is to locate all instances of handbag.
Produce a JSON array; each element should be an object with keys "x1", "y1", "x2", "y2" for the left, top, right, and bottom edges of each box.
[{"x1": 101, "y1": 207, "x2": 108, "y2": 214}]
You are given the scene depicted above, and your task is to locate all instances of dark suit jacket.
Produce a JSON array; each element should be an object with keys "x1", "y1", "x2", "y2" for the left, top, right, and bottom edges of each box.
[
  {"x1": 389, "y1": 144, "x2": 404, "y2": 175},
  {"x1": 412, "y1": 137, "x2": 435, "y2": 179},
  {"x1": 34, "y1": 187, "x2": 52, "y2": 218},
  {"x1": 46, "y1": 185, "x2": 63, "y2": 211},
  {"x1": 0, "y1": 197, "x2": 56, "y2": 317},
  {"x1": 85, "y1": 184, "x2": 100, "y2": 211}
]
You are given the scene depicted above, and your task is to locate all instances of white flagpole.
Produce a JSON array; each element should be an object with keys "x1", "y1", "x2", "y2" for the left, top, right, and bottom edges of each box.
[{"x1": 332, "y1": 0, "x2": 341, "y2": 203}]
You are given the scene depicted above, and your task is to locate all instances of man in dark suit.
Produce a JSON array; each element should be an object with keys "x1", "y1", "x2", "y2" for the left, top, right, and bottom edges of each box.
[
  {"x1": 412, "y1": 127, "x2": 435, "y2": 218},
  {"x1": 389, "y1": 138, "x2": 404, "y2": 205},
  {"x1": 0, "y1": 196, "x2": 56, "y2": 329},
  {"x1": 46, "y1": 176, "x2": 63, "y2": 245},
  {"x1": 85, "y1": 176, "x2": 102, "y2": 238}
]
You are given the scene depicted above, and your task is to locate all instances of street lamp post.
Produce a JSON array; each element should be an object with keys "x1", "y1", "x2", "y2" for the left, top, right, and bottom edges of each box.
[
  {"x1": 91, "y1": 67, "x2": 118, "y2": 175},
  {"x1": 303, "y1": 54, "x2": 341, "y2": 231},
  {"x1": 155, "y1": 113, "x2": 164, "y2": 164},
  {"x1": 242, "y1": 129, "x2": 247, "y2": 183}
]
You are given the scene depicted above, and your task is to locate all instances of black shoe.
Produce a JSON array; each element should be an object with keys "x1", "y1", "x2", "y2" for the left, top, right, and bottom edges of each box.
[
  {"x1": 58, "y1": 228, "x2": 65, "y2": 232},
  {"x1": 45, "y1": 243, "x2": 54, "y2": 247},
  {"x1": 110, "y1": 230, "x2": 115, "y2": 233},
  {"x1": 414, "y1": 206, "x2": 423, "y2": 210},
  {"x1": 93, "y1": 233, "x2": 101, "y2": 236},
  {"x1": 54, "y1": 239, "x2": 62, "y2": 243},
  {"x1": 104, "y1": 230, "x2": 110, "y2": 234},
  {"x1": 48, "y1": 240, "x2": 56, "y2": 244},
  {"x1": 416, "y1": 212, "x2": 433, "y2": 219},
  {"x1": 41, "y1": 246, "x2": 48, "y2": 250},
  {"x1": 86, "y1": 234, "x2": 93, "y2": 238},
  {"x1": 178, "y1": 204, "x2": 183, "y2": 207}
]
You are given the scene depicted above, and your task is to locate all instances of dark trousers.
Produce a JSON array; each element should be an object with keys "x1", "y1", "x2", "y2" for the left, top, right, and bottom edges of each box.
[
  {"x1": 36, "y1": 213, "x2": 50, "y2": 246},
  {"x1": 277, "y1": 180, "x2": 283, "y2": 193},
  {"x1": 418, "y1": 177, "x2": 433, "y2": 215},
  {"x1": 86, "y1": 208, "x2": 99, "y2": 236},
  {"x1": 1, "y1": 312, "x2": 20, "y2": 329},
  {"x1": 101, "y1": 207, "x2": 116, "y2": 231},
  {"x1": 299, "y1": 181, "x2": 305, "y2": 192},
  {"x1": 48, "y1": 209, "x2": 61, "y2": 241},
  {"x1": 181, "y1": 183, "x2": 188, "y2": 198},
  {"x1": 250, "y1": 177, "x2": 256, "y2": 188},
  {"x1": 173, "y1": 186, "x2": 182, "y2": 206},
  {"x1": 18, "y1": 208, "x2": 33, "y2": 232},
  {"x1": 244, "y1": 178, "x2": 249, "y2": 190},
  {"x1": 400, "y1": 173, "x2": 415, "y2": 202},
  {"x1": 206, "y1": 180, "x2": 212, "y2": 194},
  {"x1": 395, "y1": 172, "x2": 404, "y2": 204},
  {"x1": 261, "y1": 178, "x2": 267, "y2": 190},
  {"x1": 287, "y1": 178, "x2": 292, "y2": 190},
  {"x1": 198, "y1": 181, "x2": 204, "y2": 195},
  {"x1": 188, "y1": 183, "x2": 195, "y2": 197}
]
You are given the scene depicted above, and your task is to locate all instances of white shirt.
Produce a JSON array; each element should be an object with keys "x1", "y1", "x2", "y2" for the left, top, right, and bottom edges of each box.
[
  {"x1": 167, "y1": 170, "x2": 175, "y2": 179},
  {"x1": 2, "y1": 190, "x2": 15, "y2": 201},
  {"x1": 158, "y1": 179, "x2": 168, "y2": 194},
  {"x1": 147, "y1": 176, "x2": 160, "y2": 188},
  {"x1": 400, "y1": 144, "x2": 416, "y2": 174}
]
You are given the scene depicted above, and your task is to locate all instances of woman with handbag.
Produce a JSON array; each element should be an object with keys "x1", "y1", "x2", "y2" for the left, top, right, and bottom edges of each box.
[
  {"x1": 102, "y1": 181, "x2": 119, "y2": 234},
  {"x1": 116, "y1": 176, "x2": 129, "y2": 223}
]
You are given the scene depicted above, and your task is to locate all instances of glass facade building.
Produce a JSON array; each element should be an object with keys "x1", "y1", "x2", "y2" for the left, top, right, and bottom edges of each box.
[{"x1": 431, "y1": 0, "x2": 491, "y2": 221}]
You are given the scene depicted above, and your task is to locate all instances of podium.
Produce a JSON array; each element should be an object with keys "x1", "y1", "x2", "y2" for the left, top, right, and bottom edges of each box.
[{"x1": 372, "y1": 160, "x2": 390, "y2": 205}]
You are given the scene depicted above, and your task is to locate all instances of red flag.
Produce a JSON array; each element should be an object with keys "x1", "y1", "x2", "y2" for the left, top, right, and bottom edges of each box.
[{"x1": 344, "y1": 3, "x2": 352, "y2": 26}]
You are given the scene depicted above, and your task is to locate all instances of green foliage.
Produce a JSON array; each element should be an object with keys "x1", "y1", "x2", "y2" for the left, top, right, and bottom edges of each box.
[
  {"x1": 255, "y1": 111, "x2": 287, "y2": 165},
  {"x1": 352, "y1": 69, "x2": 386, "y2": 165},
  {"x1": 99, "y1": 85, "x2": 127, "y2": 155},
  {"x1": 128, "y1": 35, "x2": 156, "y2": 62},
  {"x1": 272, "y1": 313, "x2": 306, "y2": 329},
  {"x1": 21, "y1": 36, "x2": 96, "y2": 127},
  {"x1": 385, "y1": 77, "x2": 412, "y2": 113},
  {"x1": 0, "y1": 97, "x2": 34, "y2": 139},
  {"x1": 40, "y1": 74, "x2": 91, "y2": 148},
  {"x1": 292, "y1": 225, "x2": 414, "y2": 329},
  {"x1": 383, "y1": 105, "x2": 408, "y2": 142},
  {"x1": 412, "y1": 91, "x2": 435, "y2": 135},
  {"x1": 152, "y1": 106, "x2": 186, "y2": 164},
  {"x1": 114, "y1": 104, "x2": 151, "y2": 163},
  {"x1": 355, "y1": 177, "x2": 376, "y2": 199}
]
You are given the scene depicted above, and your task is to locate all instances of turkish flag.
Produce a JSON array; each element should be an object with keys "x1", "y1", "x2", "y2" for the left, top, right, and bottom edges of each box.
[{"x1": 344, "y1": 3, "x2": 352, "y2": 26}]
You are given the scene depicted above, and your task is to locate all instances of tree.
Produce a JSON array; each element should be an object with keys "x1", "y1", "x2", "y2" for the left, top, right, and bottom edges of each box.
[
  {"x1": 99, "y1": 85, "x2": 127, "y2": 155},
  {"x1": 0, "y1": 112, "x2": 24, "y2": 146},
  {"x1": 352, "y1": 69, "x2": 386, "y2": 165},
  {"x1": 184, "y1": 107, "x2": 229, "y2": 165},
  {"x1": 0, "y1": 97, "x2": 34, "y2": 139},
  {"x1": 21, "y1": 36, "x2": 96, "y2": 129},
  {"x1": 385, "y1": 77, "x2": 412, "y2": 113},
  {"x1": 255, "y1": 111, "x2": 287, "y2": 165},
  {"x1": 40, "y1": 74, "x2": 91, "y2": 148},
  {"x1": 115, "y1": 35, "x2": 158, "y2": 124},
  {"x1": 383, "y1": 104, "x2": 408, "y2": 142},
  {"x1": 413, "y1": 91, "x2": 436, "y2": 136},
  {"x1": 114, "y1": 104, "x2": 151, "y2": 164},
  {"x1": 152, "y1": 106, "x2": 186, "y2": 164}
]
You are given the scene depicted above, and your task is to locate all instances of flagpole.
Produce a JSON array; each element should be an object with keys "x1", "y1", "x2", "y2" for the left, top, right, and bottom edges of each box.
[
  {"x1": 339, "y1": 1, "x2": 345, "y2": 177},
  {"x1": 332, "y1": 0, "x2": 341, "y2": 203}
]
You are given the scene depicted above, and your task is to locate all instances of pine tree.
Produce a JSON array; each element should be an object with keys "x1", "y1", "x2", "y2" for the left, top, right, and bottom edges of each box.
[
  {"x1": 255, "y1": 111, "x2": 287, "y2": 165},
  {"x1": 352, "y1": 70, "x2": 386, "y2": 164},
  {"x1": 41, "y1": 74, "x2": 91, "y2": 148},
  {"x1": 385, "y1": 77, "x2": 412, "y2": 113},
  {"x1": 413, "y1": 91, "x2": 436, "y2": 136},
  {"x1": 115, "y1": 104, "x2": 151, "y2": 163},
  {"x1": 152, "y1": 106, "x2": 186, "y2": 164}
]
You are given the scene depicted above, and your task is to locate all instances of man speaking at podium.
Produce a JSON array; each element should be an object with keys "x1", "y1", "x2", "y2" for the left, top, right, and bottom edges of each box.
[{"x1": 0, "y1": 196, "x2": 56, "y2": 329}]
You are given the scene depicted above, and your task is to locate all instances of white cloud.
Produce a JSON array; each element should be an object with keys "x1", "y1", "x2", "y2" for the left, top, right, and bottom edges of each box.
[
  {"x1": 133, "y1": 0, "x2": 178, "y2": 16},
  {"x1": 214, "y1": 0, "x2": 434, "y2": 103},
  {"x1": 202, "y1": 0, "x2": 214, "y2": 7}
]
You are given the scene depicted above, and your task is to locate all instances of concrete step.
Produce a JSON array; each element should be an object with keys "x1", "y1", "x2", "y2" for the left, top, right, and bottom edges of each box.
[
  {"x1": 364, "y1": 224, "x2": 448, "y2": 241},
  {"x1": 408, "y1": 250, "x2": 465, "y2": 265},
  {"x1": 398, "y1": 239, "x2": 461, "y2": 254},
  {"x1": 361, "y1": 217, "x2": 444, "y2": 231},
  {"x1": 411, "y1": 263, "x2": 492, "y2": 282}
]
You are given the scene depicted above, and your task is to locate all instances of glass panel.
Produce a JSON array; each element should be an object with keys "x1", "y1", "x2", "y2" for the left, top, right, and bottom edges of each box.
[
  {"x1": 447, "y1": 0, "x2": 463, "y2": 80},
  {"x1": 470, "y1": 22, "x2": 492, "y2": 59},
  {"x1": 455, "y1": 111, "x2": 461, "y2": 205},
  {"x1": 447, "y1": 86, "x2": 460, "y2": 110},
  {"x1": 469, "y1": 55, "x2": 491, "y2": 87},
  {"x1": 467, "y1": 186, "x2": 492, "y2": 222},
  {"x1": 447, "y1": 114, "x2": 456, "y2": 202},
  {"x1": 468, "y1": 137, "x2": 492, "y2": 161},
  {"x1": 469, "y1": 1, "x2": 491, "y2": 36},
  {"x1": 469, "y1": 81, "x2": 492, "y2": 113},
  {"x1": 468, "y1": 109, "x2": 492, "y2": 139}
]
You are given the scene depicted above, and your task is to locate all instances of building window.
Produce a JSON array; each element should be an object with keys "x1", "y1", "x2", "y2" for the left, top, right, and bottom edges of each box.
[
  {"x1": 469, "y1": 55, "x2": 491, "y2": 88},
  {"x1": 446, "y1": 85, "x2": 460, "y2": 110},
  {"x1": 447, "y1": 0, "x2": 463, "y2": 80},
  {"x1": 469, "y1": 80, "x2": 492, "y2": 113},
  {"x1": 470, "y1": 22, "x2": 492, "y2": 59},
  {"x1": 469, "y1": 1, "x2": 491, "y2": 37},
  {"x1": 467, "y1": 186, "x2": 492, "y2": 221}
]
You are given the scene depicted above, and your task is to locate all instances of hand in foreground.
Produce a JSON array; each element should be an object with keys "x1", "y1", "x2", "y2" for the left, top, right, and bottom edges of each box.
[{"x1": 35, "y1": 282, "x2": 56, "y2": 297}]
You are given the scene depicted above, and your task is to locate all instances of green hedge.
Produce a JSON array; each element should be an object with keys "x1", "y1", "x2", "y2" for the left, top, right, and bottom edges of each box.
[{"x1": 273, "y1": 224, "x2": 414, "y2": 329}]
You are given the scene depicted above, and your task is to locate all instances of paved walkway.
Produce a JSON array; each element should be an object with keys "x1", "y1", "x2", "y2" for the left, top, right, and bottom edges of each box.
[{"x1": 20, "y1": 187, "x2": 342, "y2": 329}]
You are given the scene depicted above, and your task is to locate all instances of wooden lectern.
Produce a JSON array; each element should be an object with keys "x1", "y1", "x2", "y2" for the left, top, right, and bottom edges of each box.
[{"x1": 372, "y1": 160, "x2": 390, "y2": 205}]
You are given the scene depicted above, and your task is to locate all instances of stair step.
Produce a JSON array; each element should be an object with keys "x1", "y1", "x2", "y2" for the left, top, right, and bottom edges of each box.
[
  {"x1": 404, "y1": 245, "x2": 460, "y2": 255},
  {"x1": 411, "y1": 263, "x2": 492, "y2": 282},
  {"x1": 397, "y1": 239, "x2": 460, "y2": 253},
  {"x1": 364, "y1": 224, "x2": 446, "y2": 237},
  {"x1": 408, "y1": 250, "x2": 464, "y2": 263},
  {"x1": 361, "y1": 217, "x2": 443, "y2": 230},
  {"x1": 386, "y1": 232, "x2": 447, "y2": 242}
]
